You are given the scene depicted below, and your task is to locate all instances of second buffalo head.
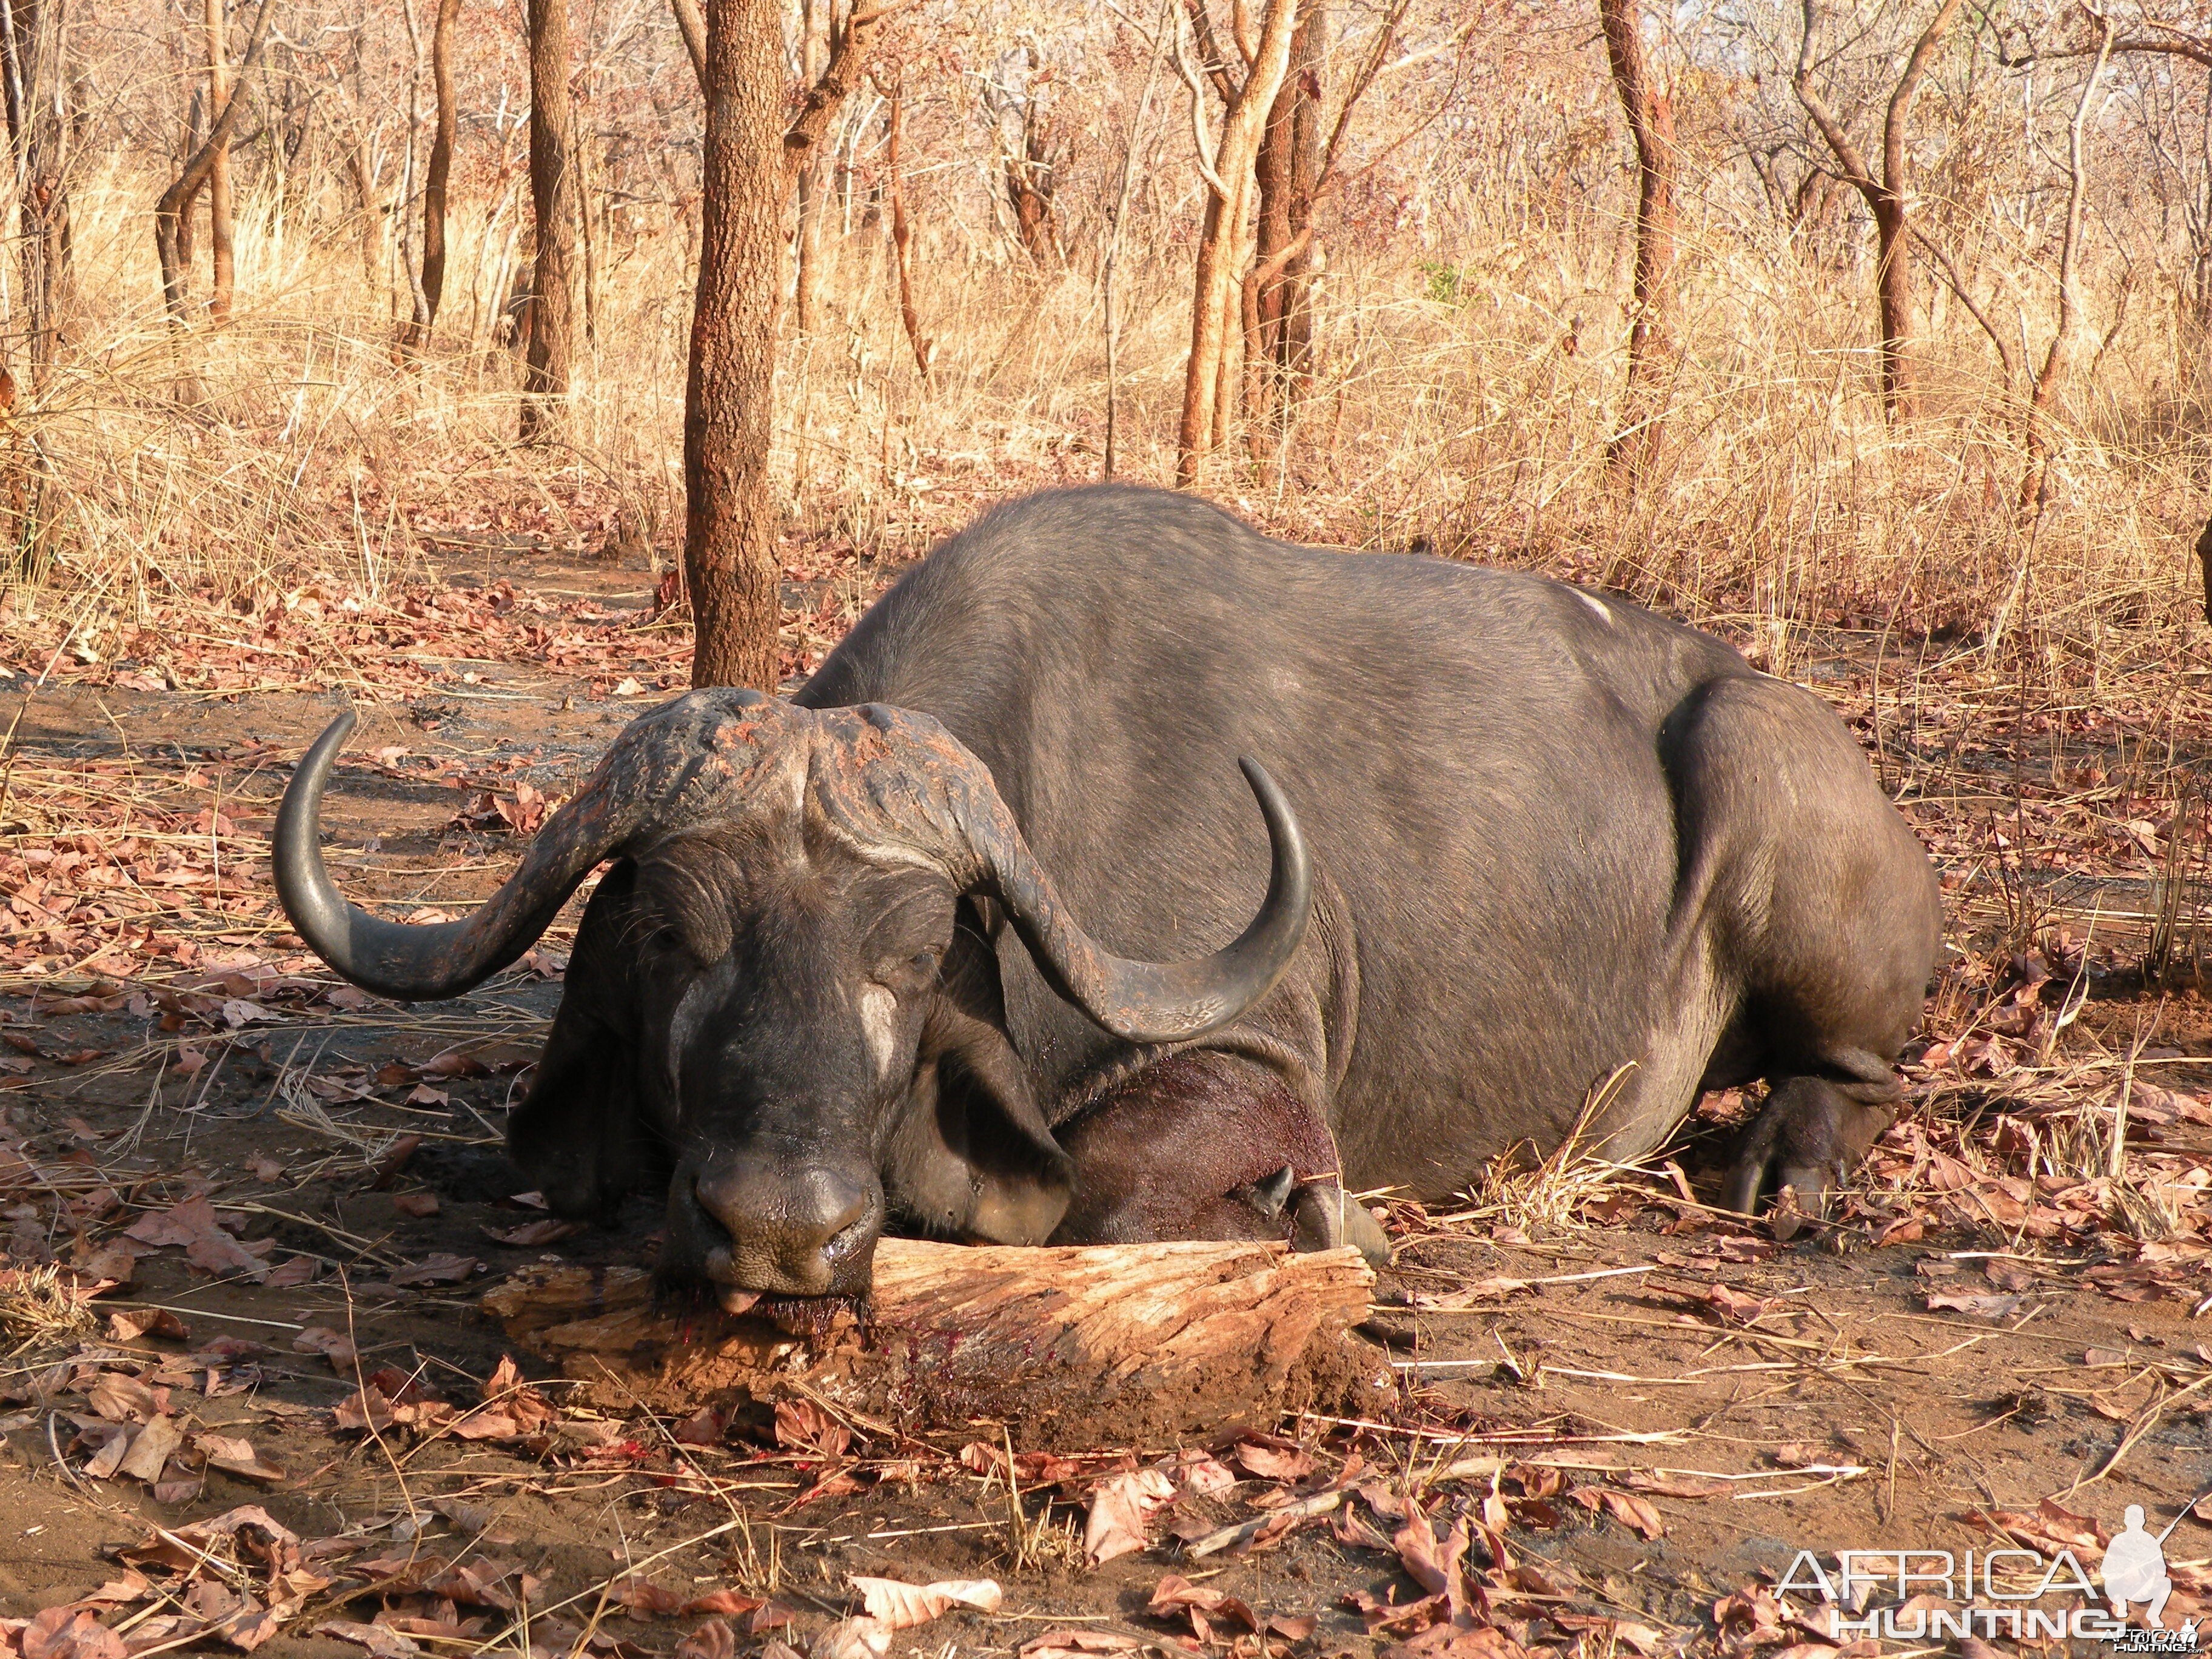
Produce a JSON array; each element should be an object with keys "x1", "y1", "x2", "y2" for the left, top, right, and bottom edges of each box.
[{"x1": 273, "y1": 691, "x2": 1309, "y2": 1302}]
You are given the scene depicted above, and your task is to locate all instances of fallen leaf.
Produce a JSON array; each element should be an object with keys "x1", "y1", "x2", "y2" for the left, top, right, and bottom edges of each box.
[
  {"x1": 392, "y1": 1192, "x2": 440, "y2": 1219},
  {"x1": 809, "y1": 1618, "x2": 887, "y2": 1659},
  {"x1": 850, "y1": 1577, "x2": 1002, "y2": 1630},
  {"x1": 387, "y1": 1254, "x2": 477, "y2": 1286},
  {"x1": 1017, "y1": 1634, "x2": 1143, "y2": 1659},
  {"x1": 293, "y1": 1327, "x2": 357, "y2": 1370},
  {"x1": 1595, "y1": 1488, "x2": 1664, "y2": 1539},
  {"x1": 1083, "y1": 1467, "x2": 1174, "y2": 1564},
  {"x1": 87, "y1": 1373, "x2": 164, "y2": 1424},
  {"x1": 480, "y1": 1218, "x2": 584, "y2": 1247},
  {"x1": 311, "y1": 1623, "x2": 421, "y2": 1659},
  {"x1": 1926, "y1": 1291, "x2": 2027, "y2": 1319},
  {"x1": 107, "y1": 1307, "x2": 189, "y2": 1343},
  {"x1": 196, "y1": 1433, "x2": 286, "y2": 1483},
  {"x1": 675, "y1": 1621, "x2": 736, "y2": 1659},
  {"x1": 115, "y1": 1415, "x2": 184, "y2": 1484},
  {"x1": 18, "y1": 1607, "x2": 128, "y2": 1659}
]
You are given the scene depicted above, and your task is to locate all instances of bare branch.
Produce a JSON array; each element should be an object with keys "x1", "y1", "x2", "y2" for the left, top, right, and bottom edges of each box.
[
  {"x1": 783, "y1": 1, "x2": 900, "y2": 175},
  {"x1": 671, "y1": 0, "x2": 705, "y2": 89},
  {"x1": 1792, "y1": 0, "x2": 1877, "y2": 196}
]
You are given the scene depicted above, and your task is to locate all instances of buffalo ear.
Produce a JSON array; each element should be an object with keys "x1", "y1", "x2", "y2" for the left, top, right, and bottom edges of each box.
[
  {"x1": 507, "y1": 863, "x2": 659, "y2": 1219},
  {"x1": 884, "y1": 1000, "x2": 1070, "y2": 1245}
]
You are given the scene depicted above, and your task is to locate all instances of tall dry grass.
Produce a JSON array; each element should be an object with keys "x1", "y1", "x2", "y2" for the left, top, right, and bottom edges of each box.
[{"x1": 0, "y1": 144, "x2": 2205, "y2": 692}]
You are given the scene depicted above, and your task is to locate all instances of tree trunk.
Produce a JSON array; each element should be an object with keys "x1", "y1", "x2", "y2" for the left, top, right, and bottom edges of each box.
[
  {"x1": 1247, "y1": 5, "x2": 1322, "y2": 441},
  {"x1": 684, "y1": 0, "x2": 786, "y2": 691},
  {"x1": 1871, "y1": 198, "x2": 1913, "y2": 418},
  {"x1": 1004, "y1": 104, "x2": 1059, "y2": 267},
  {"x1": 1175, "y1": 0, "x2": 1304, "y2": 491},
  {"x1": 793, "y1": 0, "x2": 828, "y2": 333},
  {"x1": 521, "y1": 0, "x2": 575, "y2": 441},
  {"x1": 1598, "y1": 0, "x2": 1676, "y2": 479},
  {"x1": 1792, "y1": 0, "x2": 1963, "y2": 423},
  {"x1": 2, "y1": 0, "x2": 75, "y2": 386},
  {"x1": 153, "y1": 0, "x2": 272, "y2": 329},
  {"x1": 884, "y1": 86, "x2": 931, "y2": 380},
  {"x1": 204, "y1": 0, "x2": 235, "y2": 323},
  {"x1": 483, "y1": 1239, "x2": 1375, "y2": 1443},
  {"x1": 400, "y1": 0, "x2": 458, "y2": 350}
]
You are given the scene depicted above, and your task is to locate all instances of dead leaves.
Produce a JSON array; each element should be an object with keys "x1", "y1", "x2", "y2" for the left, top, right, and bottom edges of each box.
[
  {"x1": 121, "y1": 1196, "x2": 270, "y2": 1282},
  {"x1": 848, "y1": 1575, "x2": 1002, "y2": 1629},
  {"x1": 1082, "y1": 1467, "x2": 1175, "y2": 1564}
]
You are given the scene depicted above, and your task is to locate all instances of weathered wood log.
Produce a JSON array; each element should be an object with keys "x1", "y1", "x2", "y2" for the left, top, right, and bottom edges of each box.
[{"x1": 481, "y1": 1238, "x2": 1378, "y2": 1445}]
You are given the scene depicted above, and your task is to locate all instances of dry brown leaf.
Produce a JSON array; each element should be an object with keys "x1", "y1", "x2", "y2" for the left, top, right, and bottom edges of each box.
[
  {"x1": 808, "y1": 1618, "x2": 888, "y2": 1659},
  {"x1": 115, "y1": 1414, "x2": 183, "y2": 1484},
  {"x1": 196, "y1": 1433, "x2": 286, "y2": 1483},
  {"x1": 387, "y1": 1253, "x2": 477, "y2": 1286},
  {"x1": 849, "y1": 1576, "x2": 1001, "y2": 1630},
  {"x1": 1082, "y1": 1467, "x2": 1173, "y2": 1564}
]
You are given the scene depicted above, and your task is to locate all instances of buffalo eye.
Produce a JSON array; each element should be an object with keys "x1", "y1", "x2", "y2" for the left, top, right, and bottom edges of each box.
[{"x1": 877, "y1": 946, "x2": 939, "y2": 989}]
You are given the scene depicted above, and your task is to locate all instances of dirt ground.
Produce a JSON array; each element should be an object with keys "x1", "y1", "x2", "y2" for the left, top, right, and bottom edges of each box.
[{"x1": 3, "y1": 545, "x2": 2210, "y2": 1658}]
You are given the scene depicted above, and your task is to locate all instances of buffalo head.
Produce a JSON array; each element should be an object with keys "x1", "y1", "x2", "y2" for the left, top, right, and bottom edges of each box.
[{"x1": 273, "y1": 691, "x2": 1309, "y2": 1302}]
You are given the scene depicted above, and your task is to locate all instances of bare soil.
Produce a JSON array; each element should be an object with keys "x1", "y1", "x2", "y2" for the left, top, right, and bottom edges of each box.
[{"x1": 2, "y1": 550, "x2": 2210, "y2": 1656}]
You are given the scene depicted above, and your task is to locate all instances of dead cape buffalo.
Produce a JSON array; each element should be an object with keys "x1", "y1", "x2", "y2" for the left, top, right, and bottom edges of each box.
[{"x1": 275, "y1": 484, "x2": 1941, "y2": 1302}]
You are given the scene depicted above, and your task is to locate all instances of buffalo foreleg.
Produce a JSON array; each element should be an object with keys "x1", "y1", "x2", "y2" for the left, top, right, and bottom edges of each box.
[{"x1": 1048, "y1": 1052, "x2": 1389, "y2": 1265}]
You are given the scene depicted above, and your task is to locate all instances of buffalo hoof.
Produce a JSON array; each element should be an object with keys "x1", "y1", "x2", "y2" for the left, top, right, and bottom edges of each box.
[{"x1": 1721, "y1": 1076, "x2": 1896, "y2": 1241}]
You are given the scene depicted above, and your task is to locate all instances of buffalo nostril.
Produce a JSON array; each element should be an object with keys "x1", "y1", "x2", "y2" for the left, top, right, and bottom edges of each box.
[{"x1": 689, "y1": 1163, "x2": 877, "y2": 1291}]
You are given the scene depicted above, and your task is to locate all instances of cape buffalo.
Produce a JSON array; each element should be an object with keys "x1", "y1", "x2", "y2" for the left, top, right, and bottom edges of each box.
[{"x1": 275, "y1": 484, "x2": 1941, "y2": 1301}]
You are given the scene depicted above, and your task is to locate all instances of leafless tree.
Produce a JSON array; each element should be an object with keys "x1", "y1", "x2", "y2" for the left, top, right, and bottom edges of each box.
[
  {"x1": 1246, "y1": 5, "x2": 1322, "y2": 437},
  {"x1": 1792, "y1": 0, "x2": 1966, "y2": 419},
  {"x1": 398, "y1": 0, "x2": 458, "y2": 354},
  {"x1": 1173, "y1": 0, "x2": 1302, "y2": 489},
  {"x1": 1104, "y1": 1, "x2": 1171, "y2": 478},
  {"x1": 203, "y1": 0, "x2": 235, "y2": 321},
  {"x1": 1598, "y1": 0, "x2": 1677, "y2": 478},
  {"x1": 0, "y1": 0, "x2": 78, "y2": 384},
  {"x1": 880, "y1": 78, "x2": 932, "y2": 378},
  {"x1": 520, "y1": 0, "x2": 575, "y2": 440},
  {"x1": 793, "y1": 0, "x2": 831, "y2": 331},
  {"x1": 153, "y1": 0, "x2": 273, "y2": 329}
]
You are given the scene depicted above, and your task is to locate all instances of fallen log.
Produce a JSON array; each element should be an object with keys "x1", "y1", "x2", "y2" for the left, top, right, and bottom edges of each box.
[{"x1": 481, "y1": 1238, "x2": 1379, "y2": 1445}]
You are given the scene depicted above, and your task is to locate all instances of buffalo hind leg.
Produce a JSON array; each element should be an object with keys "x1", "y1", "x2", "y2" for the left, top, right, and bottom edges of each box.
[
  {"x1": 1048, "y1": 1051, "x2": 1390, "y2": 1267},
  {"x1": 1720, "y1": 1072, "x2": 1899, "y2": 1240}
]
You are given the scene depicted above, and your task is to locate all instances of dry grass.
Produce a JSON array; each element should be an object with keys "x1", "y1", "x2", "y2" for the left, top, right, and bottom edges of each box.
[
  {"x1": 0, "y1": 149, "x2": 2201, "y2": 667},
  {"x1": 0, "y1": 1261, "x2": 99, "y2": 1355}
]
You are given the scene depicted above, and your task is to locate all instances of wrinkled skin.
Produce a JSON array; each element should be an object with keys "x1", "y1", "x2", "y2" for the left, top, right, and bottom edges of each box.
[
  {"x1": 509, "y1": 828, "x2": 1078, "y2": 1298},
  {"x1": 284, "y1": 484, "x2": 1942, "y2": 1299}
]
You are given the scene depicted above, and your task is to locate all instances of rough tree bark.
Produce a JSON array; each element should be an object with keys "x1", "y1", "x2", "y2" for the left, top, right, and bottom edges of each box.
[
  {"x1": 483, "y1": 1239, "x2": 1375, "y2": 1441},
  {"x1": 153, "y1": 0, "x2": 272, "y2": 327},
  {"x1": 1, "y1": 0, "x2": 76, "y2": 386},
  {"x1": 685, "y1": 0, "x2": 888, "y2": 690},
  {"x1": 1598, "y1": 0, "x2": 1676, "y2": 479},
  {"x1": 1246, "y1": 5, "x2": 1322, "y2": 441},
  {"x1": 1174, "y1": 0, "x2": 1302, "y2": 490},
  {"x1": 520, "y1": 0, "x2": 575, "y2": 441},
  {"x1": 399, "y1": 0, "x2": 458, "y2": 352},
  {"x1": 1793, "y1": 0, "x2": 1965, "y2": 420},
  {"x1": 204, "y1": 0, "x2": 235, "y2": 323}
]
